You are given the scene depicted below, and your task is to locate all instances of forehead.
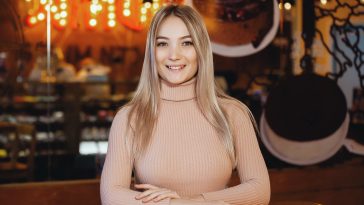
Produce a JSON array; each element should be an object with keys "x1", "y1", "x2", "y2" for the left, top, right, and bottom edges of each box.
[{"x1": 157, "y1": 16, "x2": 191, "y2": 38}]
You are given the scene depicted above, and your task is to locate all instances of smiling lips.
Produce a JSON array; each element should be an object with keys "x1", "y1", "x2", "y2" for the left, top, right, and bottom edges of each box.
[{"x1": 166, "y1": 65, "x2": 186, "y2": 70}]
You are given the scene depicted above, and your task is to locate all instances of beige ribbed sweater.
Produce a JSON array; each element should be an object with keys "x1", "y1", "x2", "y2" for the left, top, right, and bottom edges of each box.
[{"x1": 100, "y1": 78, "x2": 270, "y2": 205}]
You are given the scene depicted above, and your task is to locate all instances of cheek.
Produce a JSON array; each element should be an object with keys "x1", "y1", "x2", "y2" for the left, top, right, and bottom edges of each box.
[
  {"x1": 186, "y1": 49, "x2": 198, "y2": 65},
  {"x1": 155, "y1": 49, "x2": 167, "y2": 64}
]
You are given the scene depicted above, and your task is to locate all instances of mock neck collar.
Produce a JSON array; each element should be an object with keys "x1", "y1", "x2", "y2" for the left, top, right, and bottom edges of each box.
[{"x1": 160, "y1": 77, "x2": 197, "y2": 102}]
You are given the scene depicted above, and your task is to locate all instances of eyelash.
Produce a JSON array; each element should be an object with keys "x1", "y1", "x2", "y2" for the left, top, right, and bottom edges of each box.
[
  {"x1": 182, "y1": 41, "x2": 194, "y2": 46},
  {"x1": 156, "y1": 42, "x2": 168, "y2": 47},
  {"x1": 156, "y1": 41, "x2": 194, "y2": 47}
]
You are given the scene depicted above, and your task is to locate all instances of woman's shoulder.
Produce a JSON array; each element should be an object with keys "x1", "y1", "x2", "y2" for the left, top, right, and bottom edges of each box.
[
  {"x1": 112, "y1": 104, "x2": 136, "y2": 126},
  {"x1": 218, "y1": 96, "x2": 250, "y2": 116},
  {"x1": 115, "y1": 104, "x2": 133, "y2": 118}
]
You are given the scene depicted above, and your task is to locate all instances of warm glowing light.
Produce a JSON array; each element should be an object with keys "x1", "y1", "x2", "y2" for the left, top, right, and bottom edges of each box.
[
  {"x1": 153, "y1": 3, "x2": 159, "y2": 9},
  {"x1": 89, "y1": 19, "x2": 97, "y2": 27},
  {"x1": 123, "y1": 9, "x2": 131, "y2": 16},
  {"x1": 45, "y1": 4, "x2": 51, "y2": 11},
  {"x1": 141, "y1": 7, "x2": 147, "y2": 14},
  {"x1": 90, "y1": 4, "x2": 98, "y2": 14},
  {"x1": 54, "y1": 13, "x2": 61, "y2": 20},
  {"x1": 278, "y1": 3, "x2": 282, "y2": 10},
  {"x1": 108, "y1": 20, "x2": 116, "y2": 27},
  {"x1": 97, "y1": 4, "x2": 103, "y2": 11},
  {"x1": 60, "y1": 3, "x2": 67, "y2": 10},
  {"x1": 284, "y1": 2, "x2": 292, "y2": 10},
  {"x1": 144, "y1": 2, "x2": 151, "y2": 9},
  {"x1": 320, "y1": 0, "x2": 327, "y2": 5},
  {"x1": 60, "y1": 11, "x2": 67, "y2": 18},
  {"x1": 51, "y1": 5, "x2": 58, "y2": 12},
  {"x1": 59, "y1": 19, "x2": 67, "y2": 26},
  {"x1": 37, "y1": 13, "x2": 45, "y2": 21},
  {"x1": 25, "y1": 0, "x2": 164, "y2": 30},
  {"x1": 29, "y1": 16, "x2": 37, "y2": 24},
  {"x1": 108, "y1": 13, "x2": 115, "y2": 19},
  {"x1": 108, "y1": 5, "x2": 115, "y2": 11}
]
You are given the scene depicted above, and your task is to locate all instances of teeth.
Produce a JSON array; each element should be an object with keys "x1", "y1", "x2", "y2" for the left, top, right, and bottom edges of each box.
[{"x1": 167, "y1": 65, "x2": 184, "y2": 70}]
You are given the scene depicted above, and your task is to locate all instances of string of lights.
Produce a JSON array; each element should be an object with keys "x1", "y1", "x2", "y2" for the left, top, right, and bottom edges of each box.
[{"x1": 23, "y1": 0, "x2": 173, "y2": 31}]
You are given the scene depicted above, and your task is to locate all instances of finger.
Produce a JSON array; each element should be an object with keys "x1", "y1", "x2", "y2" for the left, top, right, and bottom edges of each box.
[
  {"x1": 142, "y1": 190, "x2": 170, "y2": 203},
  {"x1": 153, "y1": 191, "x2": 181, "y2": 202},
  {"x1": 134, "y1": 184, "x2": 158, "y2": 190},
  {"x1": 135, "y1": 188, "x2": 164, "y2": 200}
]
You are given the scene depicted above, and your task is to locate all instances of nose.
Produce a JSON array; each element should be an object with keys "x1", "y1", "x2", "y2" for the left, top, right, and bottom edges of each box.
[{"x1": 168, "y1": 44, "x2": 181, "y2": 61}]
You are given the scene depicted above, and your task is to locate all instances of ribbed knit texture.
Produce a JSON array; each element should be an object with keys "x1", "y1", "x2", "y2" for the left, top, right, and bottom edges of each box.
[{"x1": 100, "y1": 77, "x2": 270, "y2": 205}]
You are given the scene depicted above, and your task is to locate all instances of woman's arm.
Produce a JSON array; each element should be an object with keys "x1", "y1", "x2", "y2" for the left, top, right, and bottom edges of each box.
[
  {"x1": 100, "y1": 108, "x2": 170, "y2": 205},
  {"x1": 201, "y1": 103, "x2": 271, "y2": 205}
]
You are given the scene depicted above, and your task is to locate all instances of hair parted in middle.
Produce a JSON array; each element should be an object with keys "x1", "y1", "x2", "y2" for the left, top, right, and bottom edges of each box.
[{"x1": 125, "y1": 4, "x2": 257, "y2": 167}]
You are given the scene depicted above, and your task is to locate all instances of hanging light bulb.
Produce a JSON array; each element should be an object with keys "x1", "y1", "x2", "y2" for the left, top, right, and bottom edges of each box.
[
  {"x1": 29, "y1": 16, "x2": 37, "y2": 24},
  {"x1": 51, "y1": 5, "x2": 58, "y2": 13},
  {"x1": 59, "y1": 19, "x2": 67, "y2": 26},
  {"x1": 284, "y1": 2, "x2": 292, "y2": 10},
  {"x1": 108, "y1": 20, "x2": 116, "y2": 27},
  {"x1": 108, "y1": 13, "x2": 115, "y2": 19},
  {"x1": 54, "y1": 13, "x2": 61, "y2": 20},
  {"x1": 123, "y1": 9, "x2": 131, "y2": 16},
  {"x1": 60, "y1": 11, "x2": 67, "y2": 18},
  {"x1": 89, "y1": 18, "x2": 97, "y2": 27},
  {"x1": 108, "y1": 5, "x2": 115, "y2": 12},
  {"x1": 60, "y1": 3, "x2": 67, "y2": 9},
  {"x1": 37, "y1": 13, "x2": 45, "y2": 21},
  {"x1": 144, "y1": 2, "x2": 152, "y2": 9}
]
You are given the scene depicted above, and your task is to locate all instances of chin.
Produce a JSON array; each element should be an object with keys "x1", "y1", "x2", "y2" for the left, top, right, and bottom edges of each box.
[{"x1": 164, "y1": 77, "x2": 189, "y2": 85}]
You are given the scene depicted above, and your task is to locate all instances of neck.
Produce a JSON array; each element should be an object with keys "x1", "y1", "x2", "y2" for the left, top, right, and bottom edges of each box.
[{"x1": 160, "y1": 77, "x2": 197, "y2": 102}]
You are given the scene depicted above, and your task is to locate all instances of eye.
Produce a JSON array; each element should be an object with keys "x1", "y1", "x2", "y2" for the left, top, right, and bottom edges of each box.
[
  {"x1": 182, "y1": 41, "x2": 194, "y2": 46},
  {"x1": 156, "y1": 42, "x2": 168, "y2": 47}
]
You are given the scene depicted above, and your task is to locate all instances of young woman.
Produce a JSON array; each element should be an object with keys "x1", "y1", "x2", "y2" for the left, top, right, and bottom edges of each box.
[{"x1": 100, "y1": 5, "x2": 270, "y2": 205}]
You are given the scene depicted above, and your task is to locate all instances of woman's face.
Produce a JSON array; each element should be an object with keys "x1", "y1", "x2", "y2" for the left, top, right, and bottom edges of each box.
[{"x1": 155, "y1": 16, "x2": 198, "y2": 85}]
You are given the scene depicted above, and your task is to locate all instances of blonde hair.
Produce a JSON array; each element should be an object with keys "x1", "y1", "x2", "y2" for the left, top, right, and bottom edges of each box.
[{"x1": 126, "y1": 5, "x2": 257, "y2": 166}]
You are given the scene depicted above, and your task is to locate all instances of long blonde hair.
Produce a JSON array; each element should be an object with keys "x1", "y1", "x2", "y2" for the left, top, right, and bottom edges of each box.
[{"x1": 126, "y1": 5, "x2": 256, "y2": 166}]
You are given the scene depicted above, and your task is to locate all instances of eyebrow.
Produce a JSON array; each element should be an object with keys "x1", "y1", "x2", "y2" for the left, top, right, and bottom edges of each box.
[{"x1": 156, "y1": 35, "x2": 192, "y2": 40}]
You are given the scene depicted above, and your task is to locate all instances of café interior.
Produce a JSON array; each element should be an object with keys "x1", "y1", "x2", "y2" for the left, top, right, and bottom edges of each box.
[{"x1": 0, "y1": 0, "x2": 364, "y2": 204}]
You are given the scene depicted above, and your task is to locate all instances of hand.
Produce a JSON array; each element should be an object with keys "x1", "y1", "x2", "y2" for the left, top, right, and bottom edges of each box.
[{"x1": 134, "y1": 184, "x2": 181, "y2": 203}]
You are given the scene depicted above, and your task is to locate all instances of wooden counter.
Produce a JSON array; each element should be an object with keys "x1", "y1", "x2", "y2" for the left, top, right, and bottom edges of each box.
[{"x1": 0, "y1": 158, "x2": 363, "y2": 205}]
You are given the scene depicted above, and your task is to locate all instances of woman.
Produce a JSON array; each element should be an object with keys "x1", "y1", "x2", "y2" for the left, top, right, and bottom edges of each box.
[{"x1": 101, "y1": 5, "x2": 270, "y2": 205}]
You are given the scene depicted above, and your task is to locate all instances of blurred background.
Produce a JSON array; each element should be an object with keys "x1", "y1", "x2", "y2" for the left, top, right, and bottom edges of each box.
[{"x1": 0, "y1": 0, "x2": 364, "y2": 204}]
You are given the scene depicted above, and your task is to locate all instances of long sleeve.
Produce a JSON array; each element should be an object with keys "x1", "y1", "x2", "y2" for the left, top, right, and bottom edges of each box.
[
  {"x1": 100, "y1": 108, "x2": 170, "y2": 205},
  {"x1": 202, "y1": 102, "x2": 271, "y2": 205}
]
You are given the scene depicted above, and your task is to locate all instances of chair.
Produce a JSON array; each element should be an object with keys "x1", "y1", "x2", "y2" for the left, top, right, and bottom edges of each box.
[{"x1": 0, "y1": 122, "x2": 36, "y2": 183}]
